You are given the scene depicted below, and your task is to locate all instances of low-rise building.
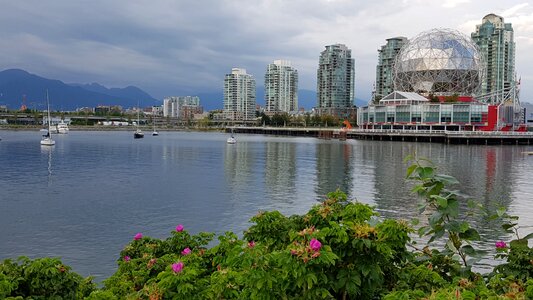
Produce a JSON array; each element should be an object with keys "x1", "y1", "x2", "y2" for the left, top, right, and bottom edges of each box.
[{"x1": 358, "y1": 91, "x2": 525, "y2": 131}]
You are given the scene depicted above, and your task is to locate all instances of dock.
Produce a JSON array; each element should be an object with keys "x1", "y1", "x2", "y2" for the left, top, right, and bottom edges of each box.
[{"x1": 228, "y1": 127, "x2": 533, "y2": 145}]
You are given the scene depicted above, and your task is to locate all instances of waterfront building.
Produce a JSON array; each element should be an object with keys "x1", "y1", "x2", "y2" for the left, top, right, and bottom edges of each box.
[
  {"x1": 151, "y1": 105, "x2": 163, "y2": 117},
  {"x1": 265, "y1": 60, "x2": 298, "y2": 114},
  {"x1": 375, "y1": 37, "x2": 408, "y2": 102},
  {"x1": 163, "y1": 96, "x2": 201, "y2": 118},
  {"x1": 359, "y1": 27, "x2": 525, "y2": 132},
  {"x1": 316, "y1": 44, "x2": 355, "y2": 117},
  {"x1": 471, "y1": 14, "x2": 515, "y2": 102},
  {"x1": 224, "y1": 68, "x2": 256, "y2": 121}
]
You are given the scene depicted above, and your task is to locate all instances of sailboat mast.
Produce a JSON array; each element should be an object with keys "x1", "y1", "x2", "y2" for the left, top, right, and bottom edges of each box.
[{"x1": 46, "y1": 90, "x2": 52, "y2": 132}]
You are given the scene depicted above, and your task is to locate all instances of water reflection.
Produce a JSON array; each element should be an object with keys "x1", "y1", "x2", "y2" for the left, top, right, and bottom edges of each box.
[
  {"x1": 40, "y1": 145, "x2": 54, "y2": 185},
  {"x1": 315, "y1": 141, "x2": 354, "y2": 199},
  {"x1": 264, "y1": 141, "x2": 297, "y2": 200}
]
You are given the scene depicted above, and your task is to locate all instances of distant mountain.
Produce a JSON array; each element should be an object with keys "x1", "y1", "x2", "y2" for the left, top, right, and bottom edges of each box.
[
  {"x1": 0, "y1": 69, "x2": 159, "y2": 111},
  {"x1": 69, "y1": 82, "x2": 157, "y2": 104}
]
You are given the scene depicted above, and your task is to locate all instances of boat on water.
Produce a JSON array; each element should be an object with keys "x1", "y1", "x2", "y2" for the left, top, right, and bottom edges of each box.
[
  {"x1": 227, "y1": 128, "x2": 236, "y2": 144},
  {"x1": 522, "y1": 151, "x2": 533, "y2": 155},
  {"x1": 133, "y1": 105, "x2": 144, "y2": 139},
  {"x1": 227, "y1": 134, "x2": 236, "y2": 144},
  {"x1": 56, "y1": 120, "x2": 69, "y2": 134},
  {"x1": 134, "y1": 129, "x2": 144, "y2": 139},
  {"x1": 41, "y1": 91, "x2": 55, "y2": 146},
  {"x1": 152, "y1": 117, "x2": 159, "y2": 136}
]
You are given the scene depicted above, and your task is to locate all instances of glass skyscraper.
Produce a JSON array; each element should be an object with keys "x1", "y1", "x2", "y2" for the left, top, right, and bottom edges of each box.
[
  {"x1": 471, "y1": 13, "x2": 515, "y2": 101},
  {"x1": 374, "y1": 37, "x2": 407, "y2": 102},
  {"x1": 223, "y1": 68, "x2": 256, "y2": 121},
  {"x1": 265, "y1": 60, "x2": 298, "y2": 113},
  {"x1": 316, "y1": 44, "x2": 355, "y2": 115}
]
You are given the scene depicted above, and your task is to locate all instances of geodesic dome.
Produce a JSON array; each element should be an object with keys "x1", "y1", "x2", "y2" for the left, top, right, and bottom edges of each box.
[{"x1": 393, "y1": 28, "x2": 485, "y2": 96}]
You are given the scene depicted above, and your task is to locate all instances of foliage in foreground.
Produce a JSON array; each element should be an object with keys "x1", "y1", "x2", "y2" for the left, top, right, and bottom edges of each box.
[{"x1": 1, "y1": 157, "x2": 533, "y2": 299}]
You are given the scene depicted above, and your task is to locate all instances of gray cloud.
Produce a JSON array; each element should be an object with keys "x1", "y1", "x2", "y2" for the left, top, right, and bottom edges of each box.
[{"x1": 1, "y1": 0, "x2": 531, "y2": 105}]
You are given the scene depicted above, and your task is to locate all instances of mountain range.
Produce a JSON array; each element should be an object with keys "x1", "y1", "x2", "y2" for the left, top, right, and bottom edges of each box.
[
  {"x1": 0, "y1": 69, "x2": 159, "y2": 111},
  {"x1": 0, "y1": 68, "x2": 370, "y2": 111}
]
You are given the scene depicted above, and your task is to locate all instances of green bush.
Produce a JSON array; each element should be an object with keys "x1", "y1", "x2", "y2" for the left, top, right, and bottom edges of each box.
[{"x1": 0, "y1": 257, "x2": 95, "y2": 299}]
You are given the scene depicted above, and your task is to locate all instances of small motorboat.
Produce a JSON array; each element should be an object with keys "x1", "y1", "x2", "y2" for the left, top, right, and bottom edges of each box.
[{"x1": 227, "y1": 135, "x2": 236, "y2": 144}]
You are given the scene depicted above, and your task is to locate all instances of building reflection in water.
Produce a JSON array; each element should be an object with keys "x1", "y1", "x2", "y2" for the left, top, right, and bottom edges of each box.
[
  {"x1": 264, "y1": 141, "x2": 297, "y2": 202},
  {"x1": 314, "y1": 141, "x2": 354, "y2": 200}
]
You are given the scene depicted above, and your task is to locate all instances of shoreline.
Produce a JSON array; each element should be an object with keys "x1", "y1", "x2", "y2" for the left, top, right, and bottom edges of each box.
[{"x1": 0, "y1": 125, "x2": 226, "y2": 132}]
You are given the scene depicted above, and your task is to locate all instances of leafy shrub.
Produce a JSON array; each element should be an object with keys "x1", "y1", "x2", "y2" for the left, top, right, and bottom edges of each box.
[{"x1": 0, "y1": 257, "x2": 94, "y2": 299}]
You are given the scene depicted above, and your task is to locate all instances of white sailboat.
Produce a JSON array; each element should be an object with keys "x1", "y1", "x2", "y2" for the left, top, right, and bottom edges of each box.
[
  {"x1": 226, "y1": 129, "x2": 236, "y2": 144},
  {"x1": 152, "y1": 116, "x2": 159, "y2": 136},
  {"x1": 134, "y1": 105, "x2": 144, "y2": 139},
  {"x1": 41, "y1": 91, "x2": 55, "y2": 146}
]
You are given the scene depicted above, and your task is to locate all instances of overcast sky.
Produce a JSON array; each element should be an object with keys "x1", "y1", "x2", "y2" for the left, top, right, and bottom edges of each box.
[{"x1": 1, "y1": 0, "x2": 532, "y2": 105}]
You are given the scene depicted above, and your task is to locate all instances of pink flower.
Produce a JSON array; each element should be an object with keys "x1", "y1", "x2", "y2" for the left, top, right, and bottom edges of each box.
[
  {"x1": 176, "y1": 224, "x2": 184, "y2": 232},
  {"x1": 134, "y1": 233, "x2": 143, "y2": 240},
  {"x1": 172, "y1": 262, "x2": 184, "y2": 273},
  {"x1": 248, "y1": 241, "x2": 256, "y2": 248},
  {"x1": 290, "y1": 249, "x2": 298, "y2": 256},
  {"x1": 495, "y1": 241, "x2": 507, "y2": 249},
  {"x1": 181, "y1": 247, "x2": 191, "y2": 255},
  {"x1": 309, "y1": 238, "x2": 322, "y2": 252},
  {"x1": 123, "y1": 256, "x2": 131, "y2": 262}
]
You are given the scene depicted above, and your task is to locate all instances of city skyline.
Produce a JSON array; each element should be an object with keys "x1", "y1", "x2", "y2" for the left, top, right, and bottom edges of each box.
[{"x1": 1, "y1": 1, "x2": 532, "y2": 106}]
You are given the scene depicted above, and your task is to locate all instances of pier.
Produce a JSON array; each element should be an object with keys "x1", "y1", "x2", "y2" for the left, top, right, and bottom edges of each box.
[{"x1": 228, "y1": 127, "x2": 533, "y2": 145}]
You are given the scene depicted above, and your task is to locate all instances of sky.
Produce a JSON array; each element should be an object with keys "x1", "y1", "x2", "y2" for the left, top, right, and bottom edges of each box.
[{"x1": 1, "y1": 0, "x2": 532, "y2": 107}]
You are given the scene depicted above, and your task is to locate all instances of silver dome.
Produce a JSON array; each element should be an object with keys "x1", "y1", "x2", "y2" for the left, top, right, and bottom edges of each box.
[{"x1": 393, "y1": 28, "x2": 485, "y2": 96}]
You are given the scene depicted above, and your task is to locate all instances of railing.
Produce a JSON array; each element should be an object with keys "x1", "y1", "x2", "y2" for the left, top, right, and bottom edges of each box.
[{"x1": 351, "y1": 129, "x2": 533, "y2": 136}]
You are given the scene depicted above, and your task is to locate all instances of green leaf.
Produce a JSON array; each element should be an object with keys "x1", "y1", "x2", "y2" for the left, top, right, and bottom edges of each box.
[
  {"x1": 459, "y1": 228, "x2": 480, "y2": 241},
  {"x1": 446, "y1": 240, "x2": 457, "y2": 252},
  {"x1": 444, "y1": 198, "x2": 460, "y2": 218},
  {"x1": 434, "y1": 174, "x2": 459, "y2": 185},
  {"x1": 417, "y1": 203, "x2": 427, "y2": 214},
  {"x1": 428, "y1": 227, "x2": 444, "y2": 243},
  {"x1": 411, "y1": 218, "x2": 420, "y2": 226},
  {"x1": 406, "y1": 164, "x2": 418, "y2": 178},
  {"x1": 419, "y1": 167, "x2": 434, "y2": 179},
  {"x1": 496, "y1": 207, "x2": 506, "y2": 217},
  {"x1": 435, "y1": 196, "x2": 448, "y2": 208},
  {"x1": 460, "y1": 245, "x2": 476, "y2": 256},
  {"x1": 502, "y1": 223, "x2": 518, "y2": 230},
  {"x1": 403, "y1": 154, "x2": 414, "y2": 163},
  {"x1": 522, "y1": 232, "x2": 533, "y2": 240}
]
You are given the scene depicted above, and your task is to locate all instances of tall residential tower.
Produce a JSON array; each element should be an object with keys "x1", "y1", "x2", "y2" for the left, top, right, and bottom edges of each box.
[
  {"x1": 375, "y1": 37, "x2": 408, "y2": 102},
  {"x1": 265, "y1": 60, "x2": 298, "y2": 113},
  {"x1": 471, "y1": 13, "x2": 515, "y2": 102},
  {"x1": 223, "y1": 68, "x2": 256, "y2": 121},
  {"x1": 316, "y1": 44, "x2": 355, "y2": 116}
]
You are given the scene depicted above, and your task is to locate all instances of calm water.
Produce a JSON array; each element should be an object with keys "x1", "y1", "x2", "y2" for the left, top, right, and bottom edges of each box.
[{"x1": 0, "y1": 130, "x2": 532, "y2": 281}]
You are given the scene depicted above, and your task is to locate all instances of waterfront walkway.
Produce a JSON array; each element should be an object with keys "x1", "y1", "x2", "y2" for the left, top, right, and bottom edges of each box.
[{"x1": 228, "y1": 126, "x2": 533, "y2": 145}]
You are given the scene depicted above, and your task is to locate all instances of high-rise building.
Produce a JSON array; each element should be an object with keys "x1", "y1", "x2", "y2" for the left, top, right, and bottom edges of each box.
[
  {"x1": 224, "y1": 68, "x2": 256, "y2": 121},
  {"x1": 163, "y1": 96, "x2": 200, "y2": 118},
  {"x1": 265, "y1": 60, "x2": 298, "y2": 114},
  {"x1": 316, "y1": 44, "x2": 355, "y2": 116},
  {"x1": 471, "y1": 13, "x2": 515, "y2": 101},
  {"x1": 375, "y1": 37, "x2": 408, "y2": 102}
]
